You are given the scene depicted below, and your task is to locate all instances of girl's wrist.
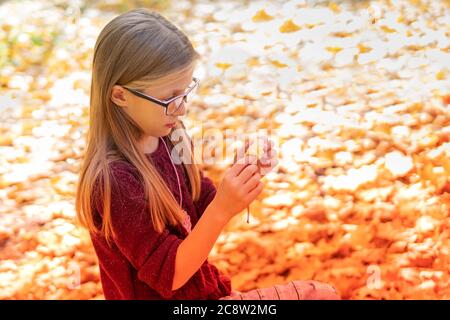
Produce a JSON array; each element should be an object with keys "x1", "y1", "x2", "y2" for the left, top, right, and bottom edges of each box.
[{"x1": 206, "y1": 199, "x2": 233, "y2": 225}]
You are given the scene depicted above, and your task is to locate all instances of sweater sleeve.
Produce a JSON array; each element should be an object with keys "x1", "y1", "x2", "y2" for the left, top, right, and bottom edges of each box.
[
  {"x1": 194, "y1": 169, "x2": 217, "y2": 219},
  {"x1": 94, "y1": 162, "x2": 182, "y2": 299}
]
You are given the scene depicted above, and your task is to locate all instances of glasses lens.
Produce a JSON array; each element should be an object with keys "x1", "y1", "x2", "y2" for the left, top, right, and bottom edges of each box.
[
  {"x1": 167, "y1": 82, "x2": 198, "y2": 115},
  {"x1": 167, "y1": 97, "x2": 182, "y2": 115},
  {"x1": 185, "y1": 83, "x2": 198, "y2": 103}
]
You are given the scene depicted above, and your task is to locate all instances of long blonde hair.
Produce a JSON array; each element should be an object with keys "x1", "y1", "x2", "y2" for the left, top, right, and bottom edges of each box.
[{"x1": 76, "y1": 8, "x2": 201, "y2": 244}]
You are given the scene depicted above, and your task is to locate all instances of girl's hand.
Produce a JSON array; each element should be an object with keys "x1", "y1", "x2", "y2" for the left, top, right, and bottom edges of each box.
[{"x1": 211, "y1": 141, "x2": 264, "y2": 221}]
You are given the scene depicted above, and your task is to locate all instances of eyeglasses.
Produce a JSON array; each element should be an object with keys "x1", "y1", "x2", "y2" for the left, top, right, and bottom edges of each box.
[{"x1": 122, "y1": 77, "x2": 199, "y2": 115}]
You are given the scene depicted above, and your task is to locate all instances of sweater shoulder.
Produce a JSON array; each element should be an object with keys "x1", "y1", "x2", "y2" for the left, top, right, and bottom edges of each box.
[
  {"x1": 108, "y1": 159, "x2": 140, "y2": 178},
  {"x1": 92, "y1": 159, "x2": 145, "y2": 212},
  {"x1": 92, "y1": 159, "x2": 142, "y2": 190},
  {"x1": 108, "y1": 159, "x2": 145, "y2": 197}
]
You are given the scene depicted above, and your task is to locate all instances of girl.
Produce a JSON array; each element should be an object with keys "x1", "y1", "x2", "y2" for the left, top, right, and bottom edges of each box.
[{"x1": 76, "y1": 8, "x2": 340, "y2": 300}]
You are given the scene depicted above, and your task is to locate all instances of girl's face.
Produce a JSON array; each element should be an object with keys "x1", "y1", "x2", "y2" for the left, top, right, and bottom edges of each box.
[{"x1": 111, "y1": 66, "x2": 195, "y2": 138}]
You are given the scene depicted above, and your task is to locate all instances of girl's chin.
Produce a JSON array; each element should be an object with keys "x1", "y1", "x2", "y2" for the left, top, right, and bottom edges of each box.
[
  {"x1": 164, "y1": 126, "x2": 173, "y2": 133},
  {"x1": 158, "y1": 127, "x2": 172, "y2": 137}
]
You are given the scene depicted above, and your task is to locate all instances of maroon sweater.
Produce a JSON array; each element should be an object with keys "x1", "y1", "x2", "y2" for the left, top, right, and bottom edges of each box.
[{"x1": 90, "y1": 136, "x2": 232, "y2": 299}]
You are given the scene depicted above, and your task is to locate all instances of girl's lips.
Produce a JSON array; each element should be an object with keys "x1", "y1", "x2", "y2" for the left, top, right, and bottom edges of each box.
[{"x1": 165, "y1": 122, "x2": 176, "y2": 128}]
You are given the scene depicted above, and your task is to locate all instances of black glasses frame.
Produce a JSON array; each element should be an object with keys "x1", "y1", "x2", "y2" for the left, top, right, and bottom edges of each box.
[{"x1": 122, "y1": 77, "x2": 199, "y2": 115}]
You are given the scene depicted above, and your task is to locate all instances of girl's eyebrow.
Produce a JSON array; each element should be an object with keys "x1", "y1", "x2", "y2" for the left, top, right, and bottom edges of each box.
[
  {"x1": 167, "y1": 81, "x2": 194, "y2": 97},
  {"x1": 164, "y1": 90, "x2": 182, "y2": 100},
  {"x1": 161, "y1": 90, "x2": 183, "y2": 101},
  {"x1": 171, "y1": 88, "x2": 184, "y2": 95}
]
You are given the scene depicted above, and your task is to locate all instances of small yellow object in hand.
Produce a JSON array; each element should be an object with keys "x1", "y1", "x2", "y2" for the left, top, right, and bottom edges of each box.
[
  {"x1": 246, "y1": 137, "x2": 273, "y2": 175},
  {"x1": 243, "y1": 138, "x2": 266, "y2": 223},
  {"x1": 245, "y1": 140, "x2": 265, "y2": 167}
]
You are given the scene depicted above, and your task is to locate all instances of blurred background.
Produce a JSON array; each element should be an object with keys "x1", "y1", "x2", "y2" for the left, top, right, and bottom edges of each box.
[{"x1": 0, "y1": 0, "x2": 449, "y2": 299}]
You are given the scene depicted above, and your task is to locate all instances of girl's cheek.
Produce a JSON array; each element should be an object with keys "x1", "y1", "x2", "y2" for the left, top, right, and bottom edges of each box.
[{"x1": 136, "y1": 104, "x2": 164, "y2": 124}]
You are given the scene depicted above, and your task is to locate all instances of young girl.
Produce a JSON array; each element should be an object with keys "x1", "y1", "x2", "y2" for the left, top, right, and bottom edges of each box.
[{"x1": 76, "y1": 8, "x2": 340, "y2": 300}]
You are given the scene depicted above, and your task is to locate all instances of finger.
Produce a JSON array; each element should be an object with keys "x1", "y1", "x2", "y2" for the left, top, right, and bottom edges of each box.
[
  {"x1": 243, "y1": 172, "x2": 262, "y2": 192},
  {"x1": 229, "y1": 155, "x2": 257, "y2": 177},
  {"x1": 259, "y1": 159, "x2": 279, "y2": 176},
  {"x1": 260, "y1": 144, "x2": 276, "y2": 163},
  {"x1": 233, "y1": 139, "x2": 254, "y2": 164},
  {"x1": 259, "y1": 149, "x2": 277, "y2": 166},
  {"x1": 259, "y1": 157, "x2": 278, "y2": 169},
  {"x1": 238, "y1": 163, "x2": 260, "y2": 183},
  {"x1": 245, "y1": 181, "x2": 264, "y2": 201}
]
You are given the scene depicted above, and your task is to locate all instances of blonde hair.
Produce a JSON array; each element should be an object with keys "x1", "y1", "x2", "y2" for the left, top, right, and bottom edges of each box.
[{"x1": 76, "y1": 8, "x2": 202, "y2": 245}]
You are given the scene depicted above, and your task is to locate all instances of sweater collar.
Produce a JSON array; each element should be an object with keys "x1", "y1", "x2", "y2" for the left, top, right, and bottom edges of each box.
[{"x1": 145, "y1": 136, "x2": 166, "y2": 158}]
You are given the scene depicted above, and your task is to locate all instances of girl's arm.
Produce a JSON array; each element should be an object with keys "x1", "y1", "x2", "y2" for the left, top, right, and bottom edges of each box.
[
  {"x1": 175, "y1": 138, "x2": 279, "y2": 289},
  {"x1": 172, "y1": 152, "x2": 265, "y2": 290},
  {"x1": 193, "y1": 170, "x2": 217, "y2": 218},
  {"x1": 172, "y1": 199, "x2": 230, "y2": 290}
]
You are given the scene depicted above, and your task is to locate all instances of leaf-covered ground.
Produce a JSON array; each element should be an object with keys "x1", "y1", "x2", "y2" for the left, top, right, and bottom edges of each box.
[{"x1": 0, "y1": 0, "x2": 449, "y2": 299}]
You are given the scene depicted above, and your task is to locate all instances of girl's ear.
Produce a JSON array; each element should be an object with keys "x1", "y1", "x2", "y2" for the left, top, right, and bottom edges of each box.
[{"x1": 110, "y1": 85, "x2": 129, "y2": 107}]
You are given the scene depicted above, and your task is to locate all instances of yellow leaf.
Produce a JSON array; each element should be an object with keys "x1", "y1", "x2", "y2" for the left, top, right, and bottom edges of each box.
[
  {"x1": 215, "y1": 62, "x2": 232, "y2": 70},
  {"x1": 1, "y1": 23, "x2": 12, "y2": 32},
  {"x1": 246, "y1": 57, "x2": 260, "y2": 67},
  {"x1": 252, "y1": 9, "x2": 274, "y2": 22},
  {"x1": 436, "y1": 70, "x2": 446, "y2": 80},
  {"x1": 316, "y1": 150, "x2": 336, "y2": 161},
  {"x1": 21, "y1": 121, "x2": 36, "y2": 135},
  {"x1": 271, "y1": 60, "x2": 288, "y2": 68},
  {"x1": 333, "y1": 31, "x2": 352, "y2": 38},
  {"x1": 0, "y1": 135, "x2": 13, "y2": 146},
  {"x1": 22, "y1": 105, "x2": 37, "y2": 117},
  {"x1": 326, "y1": 46, "x2": 343, "y2": 54},
  {"x1": 50, "y1": 176, "x2": 61, "y2": 185},
  {"x1": 16, "y1": 156, "x2": 29, "y2": 164},
  {"x1": 381, "y1": 25, "x2": 396, "y2": 33},
  {"x1": 230, "y1": 104, "x2": 246, "y2": 116},
  {"x1": 358, "y1": 43, "x2": 372, "y2": 54},
  {"x1": 328, "y1": 2, "x2": 341, "y2": 13},
  {"x1": 31, "y1": 90, "x2": 52, "y2": 102},
  {"x1": 279, "y1": 19, "x2": 301, "y2": 33},
  {"x1": 409, "y1": 102, "x2": 423, "y2": 112},
  {"x1": 246, "y1": 140, "x2": 265, "y2": 159}
]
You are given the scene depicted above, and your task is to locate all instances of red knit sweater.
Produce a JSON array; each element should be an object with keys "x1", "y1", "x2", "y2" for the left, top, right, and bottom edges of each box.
[{"x1": 89, "y1": 136, "x2": 232, "y2": 299}]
